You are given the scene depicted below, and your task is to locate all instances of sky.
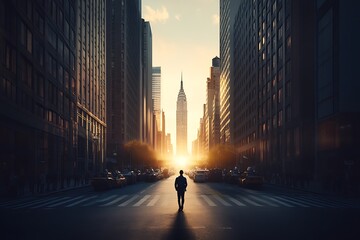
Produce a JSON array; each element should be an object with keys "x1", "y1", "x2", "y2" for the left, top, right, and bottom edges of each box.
[{"x1": 142, "y1": 0, "x2": 219, "y2": 155}]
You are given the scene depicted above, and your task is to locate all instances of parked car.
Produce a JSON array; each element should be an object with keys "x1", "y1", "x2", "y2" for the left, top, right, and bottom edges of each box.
[
  {"x1": 122, "y1": 170, "x2": 137, "y2": 184},
  {"x1": 225, "y1": 168, "x2": 241, "y2": 184},
  {"x1": 91, "y1": 171, "x2": 116, "y2": 191},
  {"x1": 194, "y1": 170, "x2": 207, "y2": 183},
  {"x1": 113, "y1": 171, "x2": 127, "y2": 188},
  {"x1": 239, "y1": 166, "x2": 264, "y2": 188},
  {"x1": 208, "y1": 168, "x2": 223, "y2": 182}
]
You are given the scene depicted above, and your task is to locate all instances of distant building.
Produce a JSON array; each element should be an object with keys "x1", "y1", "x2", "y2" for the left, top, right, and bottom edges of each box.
[
  {"x1": 152, "y1": 67, "x2": 161, "y2": 130},
  {"x1": 141, "y1": 20, "x2": 153, "y2": 147},
  {"x1": 176, "y1": 76, "x2": 188, "y2": 156},
  {"x1": 204, "y1": 57, "x2": 221, "y2": 152}
]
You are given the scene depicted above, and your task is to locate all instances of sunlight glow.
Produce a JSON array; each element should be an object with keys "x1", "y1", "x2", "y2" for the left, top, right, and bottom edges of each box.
[{"x1": 174, "y1": 156, "x2": 188, "y2": 168}]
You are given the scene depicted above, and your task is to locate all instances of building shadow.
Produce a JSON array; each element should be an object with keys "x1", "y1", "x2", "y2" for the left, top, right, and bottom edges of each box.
[{"x1": 161, "y1": 211, "x2": 196, "y2": 240}]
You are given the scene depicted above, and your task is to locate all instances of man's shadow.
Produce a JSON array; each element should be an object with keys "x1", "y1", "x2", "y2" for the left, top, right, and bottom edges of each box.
[{"x1": 162, "y1": 211, "x2": 196, "y2": 240}]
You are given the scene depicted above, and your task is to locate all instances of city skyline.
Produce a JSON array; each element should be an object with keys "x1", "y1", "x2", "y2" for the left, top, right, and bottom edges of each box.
[{"x1": 142, "y1": 0, "x2": 219, "y2": 154}]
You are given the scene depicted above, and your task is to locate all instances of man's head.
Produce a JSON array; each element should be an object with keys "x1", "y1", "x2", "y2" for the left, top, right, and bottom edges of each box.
[{"x1": 179, "y1": 170, "x2": 183, "y2": 175}]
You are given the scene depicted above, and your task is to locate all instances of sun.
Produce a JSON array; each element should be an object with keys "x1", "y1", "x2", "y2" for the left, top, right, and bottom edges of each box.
[{"x1": 174, "y1": 156, "x2": 188, "y2": 168}]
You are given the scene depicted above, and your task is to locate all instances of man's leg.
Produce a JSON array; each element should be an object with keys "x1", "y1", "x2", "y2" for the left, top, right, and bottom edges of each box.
[
  {"x1": 177, "y1": 191, "x2": 181, "y2": 209},
  {"x1": 180, "y1": 192, "x2": 185, "y2": 210}
]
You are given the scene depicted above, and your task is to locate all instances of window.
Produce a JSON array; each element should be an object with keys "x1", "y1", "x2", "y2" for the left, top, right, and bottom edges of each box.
[
  {"x1": 20, "y1": 22, "x2": 32, "y2": 53},
  {"x1": 5, "y1": 43, "x2": 16, "y2": 73},
  {"x1": 47, "y1": 24, "x2": 57, "y2": 49},
  {"x1": 36, "y1": 73, "x2": 44, "y2": 98}
]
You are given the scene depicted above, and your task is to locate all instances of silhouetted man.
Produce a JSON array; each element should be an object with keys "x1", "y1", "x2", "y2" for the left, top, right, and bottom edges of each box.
[{"x1": 175, "y1": 170, "x2": 187, "y2": 211}]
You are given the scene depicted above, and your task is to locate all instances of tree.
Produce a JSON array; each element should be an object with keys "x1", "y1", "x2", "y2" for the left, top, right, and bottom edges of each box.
[
  {"x1": 123, "y1": 141, "x2": 158, "y2": 169},
  {"x1": 206, "y1": 144, "x2": 236, "y2": 169}
]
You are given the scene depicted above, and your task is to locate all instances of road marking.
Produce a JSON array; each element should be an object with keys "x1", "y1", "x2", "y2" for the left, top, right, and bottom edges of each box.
[
  {"x1": 133, "y1": 195, "x2": 151, "y2": 206},
  {"x1": 274, "y1": 196, "x2": 309, "y2": 207},
  {"x1": 29, "y1": 197, "x2": 70, "y2": 209},
  {"x1": 227, "y1": 196, "x2": 246, "y2": 206},
  {"x1": 213, "y1": 195, "x2": 232, "y2": 206},
  {"x1": 201, "y1": 195, "x2": 216, "y2": 206},
  {"x1": 238, "y1": 195, "x2": 263, "y2": 207},
  {"x1": 147, "y1": 195, "x2": 160, "y2": 207},
  {"x1": 83, "y1": 194, "x2": 117, "y2": 206},
  {"x1": 262, "y1": 195, "x2": 294, "y2": 207},
  {"x1": 66, "y1": 196, "x2": 98, "y2": 207},
  {"x1": 100, "y1": 195, "x2": 128, "y2": 207},
  {"x1": 46, "y1": 196, "x2": 84, "y2": 208},
  {"x1": 9, "y1": 197, "x2": 61, "y2": 209},
  {"x1": 294, "y1": 196, "x2": 333, "y2": 208},
  {"x1": 248, "y1": 195, "x2": 279, "y2": 207},
  {"x1": 119, "y1": 195, "x2": 139, "y2": 207}
]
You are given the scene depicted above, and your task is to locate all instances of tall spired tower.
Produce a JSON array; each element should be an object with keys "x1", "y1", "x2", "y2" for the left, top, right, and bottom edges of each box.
[{"x1": 176, "y1": 74, "x2": 188, "y2": 156}]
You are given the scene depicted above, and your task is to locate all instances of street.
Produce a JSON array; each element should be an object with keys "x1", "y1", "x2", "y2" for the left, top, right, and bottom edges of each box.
[{"x1": 1, "y1": 174, "x2": 359, "y2": 240}]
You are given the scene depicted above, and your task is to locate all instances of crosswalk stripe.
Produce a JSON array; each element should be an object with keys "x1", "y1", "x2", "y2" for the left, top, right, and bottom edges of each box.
[
  {"x1": 249, "y1": 195, "x2": 279, "y2": 207},
  {"x1": 295, "y1": 196, "x2": 335, "y2": 208},
  {"x1": 29, "y1": 197, "x2": 71, "y2": 209},
  {"x1": 8, "y1": 197, "x2": 60, "y2": 209},
  {"x1": 213, "y1": 195, "x2": 232, "y2": 206},
  {"x1": 262, "y1": 195, "x2": 294, "y2": 207},
  {"x1": 201, "y1": 195, "x2": 216, "y2": 206},
  {"x1": 274, "y1": 196, "x2": 309, "y2": 207},
  {"x1": 227, "y1": 196, "x2": 246, "y2": 206},
  {"x1": 239, "y1": 196, "x2": 263, "y2": 207},
  {"x1": 47, "y1": 196, "x2": 85, "y2": 208},
  {"x1": 133, "y1": 195, "x2": 151, "y2": 207},
  {"x1": 83, "y1": 195, "x2": 117, "y2": 206},
  {"x1": 147, "y1": 195, "x2": 160, "y2": 207},
  {"x1": 119, "y1": 195, "x2": 139, "y2": 207},
  {"x1": 290, "y1": 197, "x2": 326, "y2": 208},
  {"x1": 100, "y1": 195, "x2": 128, "y2": 207},
  {"x1": 66, "y1": 196, "x2": 98, "y2": 207}
]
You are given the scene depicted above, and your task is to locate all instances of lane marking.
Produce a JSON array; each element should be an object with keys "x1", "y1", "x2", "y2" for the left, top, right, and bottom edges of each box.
[
  {"x1": 201, "y1": 195, "x2": 216, "y2": 206},
  {"x1": 248, "y1": 195, "x2": 279, "y2": 207},
  {"x1": 262, "y1": 195, "x2": 293, "y2": 207},
  {"x1": 227, "y1": 196, "x2": 246, "y2": 206},
  {"x1": 213, "y1": 195, "x2": 232, "y2": 206},
  {"x1": 83, "y1": 194, "x2": 117, "y2": 206},
  {"x1": 119, "y1": 195, "x2": 139, "y2": 207},
  {"x1": 46, "y1": 196, "x2": 84, "y2": 208},
  {"x1": 29, "y1": 197, "x2": 70, "y2": 209},
  {"x1": 66, "y1": 196, "x2": 98, "y2": 207},
  {"x1": 100, "y1": 195, "x2": 128, "y2": 207},
  {"x1": 274, "y1": 196, "x2": 309, "y2": 207},
  {"x1": 238, "y1": 195, "x2": 263, "y2": 207},
  {"x1": 133, "y1": 195, "x2": 151, "y2": 207},
  {"x1": 147, "y1": 195, "x2": 160, "y2": 207}
]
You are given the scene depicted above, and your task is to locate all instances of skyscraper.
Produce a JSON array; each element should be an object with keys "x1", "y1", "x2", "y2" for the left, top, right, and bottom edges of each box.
[
  {"x1": 219, "y1": 0, "x2": 241, "y2": 145},
  {"x1": 205, "y1": 56, "x2": 221, "y2": 152},
  {"x1": 176, "y1": 76, "x2": 188, "y2": 156},
  {"x1": 106, "y1": 0, "x2": 142, "y2": 160},
  {"x1": 141, "y1": 20, "x2": 153, "y2": 147},
  {"x1": 152, "y1": 67, "x2": 161, "y2": 131}
]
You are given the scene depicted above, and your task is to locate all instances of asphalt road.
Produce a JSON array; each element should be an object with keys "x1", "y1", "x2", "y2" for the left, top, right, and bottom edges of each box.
[{"x1": 1, "y1": 175, "x2": 359, "y2": 240}]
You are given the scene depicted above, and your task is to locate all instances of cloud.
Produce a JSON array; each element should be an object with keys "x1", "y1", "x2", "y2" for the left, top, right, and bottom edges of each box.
[
  {"x1": 212, "y1": 14, "x2": 219, "y2": 25},
  {"x1": 144, "y1": 6, "x2": 169, "y2": 23}
]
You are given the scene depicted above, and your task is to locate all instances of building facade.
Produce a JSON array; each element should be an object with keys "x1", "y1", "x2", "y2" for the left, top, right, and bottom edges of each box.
[
  {"x1": 0, "y1": 0, "x2": 106, "y2": 196},
  {"x1": 176, "y1": 77, "x2": 188, "y2": 156},
  {"x1": 204, "y1": 56, "x2": 221, "y2": 152},
  {"x1": 226, "y1": 0, "x2": 359, "y2": 193},
  {"x1": 219, "y1": 0, "x2": 241, "y2": 145},
  {"x1": 106, "y1": 0, "x2": 142, "y2": 162},
  {"x1": 76, "y1": 0, "x2": 106, "y2": 179},
  {"x1": 141, "y1": 20, "x2": 153, "y2": 147}
]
